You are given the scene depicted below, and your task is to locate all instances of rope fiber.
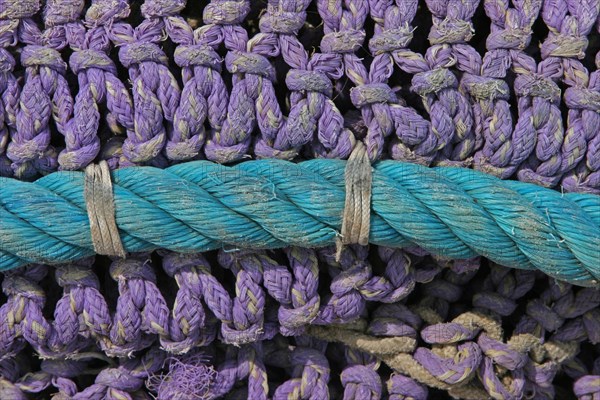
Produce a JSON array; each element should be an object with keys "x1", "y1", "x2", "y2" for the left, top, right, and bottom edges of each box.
[{"x1": 1, "y1": 159, "x2": 598, "y2": 286}]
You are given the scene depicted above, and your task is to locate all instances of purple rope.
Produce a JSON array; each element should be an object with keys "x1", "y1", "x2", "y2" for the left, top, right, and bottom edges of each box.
[
  {"x1": 4, "y1": 1, "x2": 63, "y2": 178},
  {"x1": 341, "y1": 347, "x2": 382, "y2": 400},
  {"x1": 164, "y1": 15, "x2": 227, "y2": 161},
  {"x1": 562, "y1": 20, "x2": 600, "y2": 194},
  {"x1": 255, "y1": 0, "x2": 355, "y2": 160},
  {"x1": 201, "y1": 0, "x2": 265, "y2": 163},
  {"x1": 109, "y1": 9, "x2": 181, "y2": 165},
  {"x1": 58, "y1": 0, "x2": 134, "y2": 170},
  {"x1": 465, "y1": 0, "x2": 541, "y2": 178},
  {"x1": 540, "y1": 0, "x2": 600, "y2": 183}
]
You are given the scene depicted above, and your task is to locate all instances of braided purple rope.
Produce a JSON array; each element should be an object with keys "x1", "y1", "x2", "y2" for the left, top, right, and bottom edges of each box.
[
  {"x1": 4, "y1": 2, "x2": 65, "y2": 179},
  {"x1": 317, "y1": 0, "x2": 406, "y2": 161},
  {"x1": 0, "y1": 0, "x2": 40, "y2": 178},
  {"x1": 0, "y1": 265, "x2": 50, "y2": 360},
  {"x1": 388, "y1": 373, "x2": 428, "y2": 400},
  {"x1": 368, "y1": 0, "x2": 438, "y2": 165},
  {"x1": 202, "y1": 0, "x2": 276, "y2": 163},
  {"x1": 0, "y1": 50, "x2": 18, "y2": 178},
  {"x1": 263, "y1": 247, "x2": 321, "y2": 336},
  {"x1": 464, "y1": 0, "x2": 541, "y2": 178},
  {"x1": 562, "y1": 18, "x2": 600, "y2": 194},
  {"x1": 539, "y1": 0, "x2": 600, "y2": 185},
  {"x1": 341, "y1": 347, "x2": 382, "y2": 399},
  {"x1": 512, "y1": 60, "x2": 566, "y2": 186},
  {"x1": 163, "y1": 16, "x2": 227, "y2": 161},
  {"x1": 107, "y1": 4, "x2": 181, "y2": 165},
  {"x1": 313, "y1": 246, "x2": 416, "y2": 326},
  {"x1": 254, "y1": 0, "x2": 355, "y2": 160},
  {"x1": 0, "y1": 358, "x2": 56, "y2": 399},
  {"x1": 422, "y1": 0, "x2": 478, "y2": 166},
  {"x1": 212, "y1": 344, "x2": 269, "y2": 399},
  {"x1": 52, "y1": 260, "x2": 110, "y2": 356},
  {"x1": 56, "y1": 0, "x2": 135, "y2": 170},
  {"x1": 161, "y1": 252, "x2": 215, "y2": 353},
  {"x1": 385, "y1": 0, "x2": 476, "y2": 165},
  {"x1": 218, "y1": 250, "x2": 273, "y2": 345},
  {"x1": 273, "y1": 338, "x2": 330, "y2": 399},
  {"x1": 107, "y1": 256, "x2": 170, "y2": 357}
]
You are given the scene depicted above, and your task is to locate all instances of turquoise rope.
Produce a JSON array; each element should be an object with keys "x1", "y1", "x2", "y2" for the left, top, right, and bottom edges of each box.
[{"x1": 1, "y1": 159, "x2": 599, "y2": 286}]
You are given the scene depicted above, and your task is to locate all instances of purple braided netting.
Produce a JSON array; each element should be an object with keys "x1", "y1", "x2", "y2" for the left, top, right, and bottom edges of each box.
[{"x1": 1, "y1": 1, "x2": 600, "y2": 398}]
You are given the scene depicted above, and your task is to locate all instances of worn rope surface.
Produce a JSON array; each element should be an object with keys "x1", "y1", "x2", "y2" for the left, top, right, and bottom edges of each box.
[
  {"x1": 1, "y1": 159, "x2": 599, "y2": 285},
  {"x1": 1, "y1": 0, "x2": 600, "y2": 398}
]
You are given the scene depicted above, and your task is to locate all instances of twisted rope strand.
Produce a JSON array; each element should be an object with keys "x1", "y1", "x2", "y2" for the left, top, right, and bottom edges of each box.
[{"x1": 1, "y1": 159, "x2": 598, "y2": 284}]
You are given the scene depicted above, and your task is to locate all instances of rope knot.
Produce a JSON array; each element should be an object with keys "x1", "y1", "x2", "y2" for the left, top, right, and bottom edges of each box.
[
  {"x1": 564, "y1": 87, "x2": 600, "y2": 112},
  {"x1": 286, "y1": 69, "x2": 332, "y2": 96},
  {"x1": 161, "y1": 252, "x2": 204, "y2": 277},
  {"x1": 260, "y1": 8, "x2": 305, "y2": 34},
  {"x1": 69, "y1": 49, "x2": 117, "y2": 74},
  {"x1": 174, "y1": 44, "x2": 222, "y2": 70},
  {"x1": 119, "y1": 42, "x2": 168, "y2": 68},
  {"x1": 350, "y1": 83, "x2": 398, "y2": 107},
  {"x1": 141, "y1": 0, "x2": 185, "y2": 18},
  {"x1": 514, "y1": 74, "x2": 561, "y2": 102},
  {"x1": 411, "y1": 68, "x2": 458, "y2": 96},
  {"x1": 462, "y1": 75, "x2": 510, "y2": 101},
  {"x1": 478, "y1": 334, "x2": 529, "y2": 370},
  {"x1": 44, "y1": 0, "x2": 85, "y2": 27},
  {"x1": 55, "y1": 264, "x2": 101, "y2": 289},
  {"x1": 341, "y1": 365, "x2": 382, "y2": 398},
  {"x1": 542, "y1": 35, "x2": 588, "y2": 59},
  {"x1": 369, "y1": 27, "x2": 414, "y2": 55},
  {"x1": 225, "y1": 51, "x2": 275, "y2": 80},
  {"x1": 330, "y1": 263, "x2": 372, "y2": 296},
  {"x1": 20, "y1": 45, "x2": 67, "y2": 73},
  {"x1": 0, "y1": 0, "x2": 39, "y2": 19},
  {"x1": 109, "y1": 258, "x2": 156, "y2": 282},
  {"x1": 321, "y1": 29, "x2": 366, "y2": 54},
  {"x1": 85, "y1": 0, "x2": 130, "y2": 26},
  {"x1": 429, "y1": 18, "x2": 474, "y2": 44},
  {"x1": 1, "y1": 275, "x2": 45, "y2": 301},
  {"x1": 486, "y1": 28, "x2": 531, "y2": 51},
  {"x1": 203, "y1": 1, "x2": 250, "y2": 25}
]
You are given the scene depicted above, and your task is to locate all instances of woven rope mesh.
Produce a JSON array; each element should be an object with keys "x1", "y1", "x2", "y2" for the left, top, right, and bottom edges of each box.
[{"x1": 0, "y1": 0, "x2": 599, "y2": 398}]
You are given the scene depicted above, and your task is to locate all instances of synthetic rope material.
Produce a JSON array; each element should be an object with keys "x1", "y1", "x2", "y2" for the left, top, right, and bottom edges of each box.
[{"x1": 1, "y1": 159, "x2": 598, "y2": 286}]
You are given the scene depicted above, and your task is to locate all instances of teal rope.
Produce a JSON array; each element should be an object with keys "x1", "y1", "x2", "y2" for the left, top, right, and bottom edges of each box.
[{"x1": 1, "y1": 160, "x2": 599, "y2": 286}]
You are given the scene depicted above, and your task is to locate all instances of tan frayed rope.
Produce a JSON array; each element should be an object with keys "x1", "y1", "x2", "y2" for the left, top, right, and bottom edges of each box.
[
  {"x1": 84, "y1": 161, "x2": 126, "y2": 258},
  {"x1": 336, "y1": 142, "x2": 372, "y2": 260}
]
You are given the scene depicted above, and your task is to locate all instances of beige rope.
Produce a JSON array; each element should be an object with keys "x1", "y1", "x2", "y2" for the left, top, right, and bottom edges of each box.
[
  {"x1": 306, "y1": 324, "x2": 489, "y2": 400},
  {"x1": 336, "y1": 142, "x2": 372, "y2": 260},
  {"x1": 84, "y1": 161, "x2": 126, "y2": 258}
]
